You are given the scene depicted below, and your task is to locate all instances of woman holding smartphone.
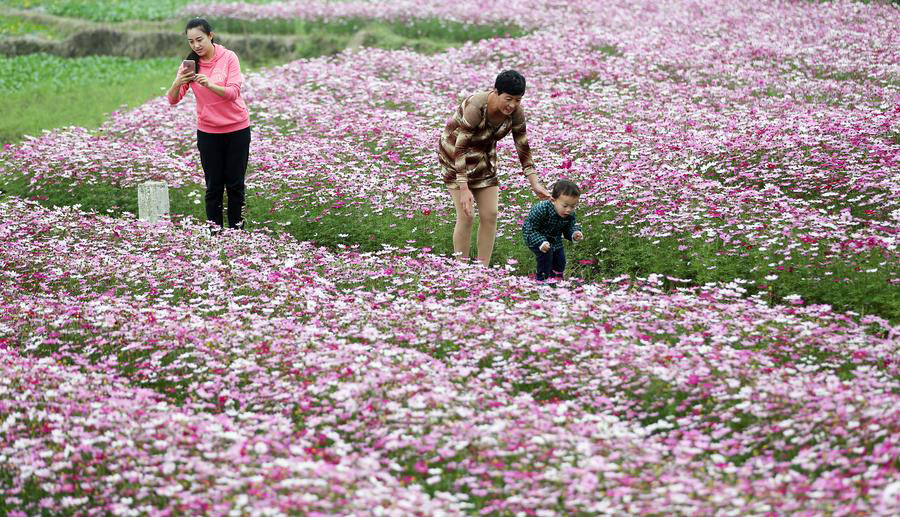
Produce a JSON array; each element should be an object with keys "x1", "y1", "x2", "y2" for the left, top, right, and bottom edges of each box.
[{"x1": 167, "y1": 18, "x2": 251, "y2": 231}]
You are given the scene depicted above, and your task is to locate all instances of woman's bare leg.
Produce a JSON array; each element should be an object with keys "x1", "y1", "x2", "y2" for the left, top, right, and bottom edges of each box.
[
  {"x1": 472, "y1": 186, "x2": 499, "y2": 267},
  {"x1": 448, "y1": 186, "x2": 474, "y2": 261}
]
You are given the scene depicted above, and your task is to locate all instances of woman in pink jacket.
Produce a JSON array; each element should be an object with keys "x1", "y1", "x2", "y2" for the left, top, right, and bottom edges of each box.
[{"x1": 167, "y1": 18, "x2": 251, "y2": 230}]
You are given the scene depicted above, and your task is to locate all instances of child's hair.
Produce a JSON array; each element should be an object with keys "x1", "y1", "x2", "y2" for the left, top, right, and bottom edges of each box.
[
  {"x1": 495, "y1": 70, "x2": 526, "y2": 96},
  {"x1": 551, "y1": 179, "x2": 581, "y2": 198},
  {"x1": 184, "y1": 18, "x2": 215, "y2": 66}
]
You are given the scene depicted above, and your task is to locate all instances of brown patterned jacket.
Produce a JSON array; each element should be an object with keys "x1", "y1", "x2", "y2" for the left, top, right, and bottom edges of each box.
[{"x1": 438, "y1": 90, "x2": 536, "y2": 189}]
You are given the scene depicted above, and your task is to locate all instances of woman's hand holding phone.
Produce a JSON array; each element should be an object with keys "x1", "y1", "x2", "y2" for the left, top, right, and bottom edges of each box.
[{"x1": 175, "y1": 60, "x2": 196, "y2": 85}]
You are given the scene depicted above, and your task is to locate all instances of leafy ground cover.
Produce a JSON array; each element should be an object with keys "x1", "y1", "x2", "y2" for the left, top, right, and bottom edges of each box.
[
  {"x1": 0, "y1": 0, "x2": 225, "y2": 22},
  {"x1": 0, "y1": 53, "x2": 174, "y2": 93},
  {"x1": 0, "y1": 54, "x2": 177, "y2": 144},
  {"x1": 0, "y1": 12, "x2": 58, "y2": 37}
]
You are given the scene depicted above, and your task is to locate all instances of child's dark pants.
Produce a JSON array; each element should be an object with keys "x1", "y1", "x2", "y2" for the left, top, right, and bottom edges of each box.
[
  {"x1": 197, "y1": 127, "x2": 251, "y2": 229},
  {"x1": 530, "y1": 246, "x2": 566, "y2": 281}
]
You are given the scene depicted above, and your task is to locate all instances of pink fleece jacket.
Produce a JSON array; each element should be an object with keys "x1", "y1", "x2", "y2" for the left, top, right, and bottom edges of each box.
[{"x1": 169, "y1": 44, "x2": 250, "y2": 134}]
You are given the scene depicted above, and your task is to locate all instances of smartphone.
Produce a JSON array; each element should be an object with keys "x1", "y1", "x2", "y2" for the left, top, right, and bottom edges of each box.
[{"x1": 181, "y1": 59, "x2": 196, "y2": 74}]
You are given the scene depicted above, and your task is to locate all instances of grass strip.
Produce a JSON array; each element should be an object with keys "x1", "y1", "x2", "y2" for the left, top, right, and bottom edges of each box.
[{"x1": 2, "y1": 175, "x2": 897, "y2": 322}]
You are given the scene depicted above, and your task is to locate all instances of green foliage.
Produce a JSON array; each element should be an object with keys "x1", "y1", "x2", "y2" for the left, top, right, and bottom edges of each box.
[
  {"x1": 0, "y1": 0, "x2": 419, "y2": 22},
  {"x1": 512, "y1": 380, "x2": 575, "y2": 402},
  {"x1": 590, "y1": 43, "x2": 623, "y2": 57},
  {"x1": 0, "y1": 174, "x2": 455, "y2": 256},
  {"x1": 0, "y1": 469, "x2": 62, "y2": 517},
  {"x1": 207, "y1": 17, "x2": 528, "y2": 56},
  {"x1": 1, "y1": 0, "x2": 193, "y2": 22},
  {"x1": 210, "y1": 16, "x2": 523, "y2": 39},
  {"x1": 5, "y1": 172, "x2": 896, "y2": 323},
  {"x1": 0, "y1": 13, "x2": 59, "y2": 38},
  {"x1": 564, "y1": 211, "x2": 899, "y2": 322},
  {"x1": 251, "y1": 193, "x2": 453, "y2": 255},
  {"x1": 578, "y1": 45, "x2": 622, "y2": 87},
  {"x1": 0, "y1": 53, "x2": 307, "y2": 144},
  {"x1": 0, "y1": 15, "x2": 526, "y2": 142},
  {"x1": 0, "y1": 55, "x2": 175, "y2": 144},
  {"x1": 0, "y1": 6, "x2": 894, "y2": 324},
  {"x1": 0, "y1": 53, "x2": 174, "y2": 93}
]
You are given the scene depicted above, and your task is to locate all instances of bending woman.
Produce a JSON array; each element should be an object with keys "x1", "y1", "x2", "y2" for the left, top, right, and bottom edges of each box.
[
  {"x1": 167, "y1": 18, "x2": 251, "y2": 230},
  {"x1": 439, "y1": 70, "x2": 550, "y2": 266}
]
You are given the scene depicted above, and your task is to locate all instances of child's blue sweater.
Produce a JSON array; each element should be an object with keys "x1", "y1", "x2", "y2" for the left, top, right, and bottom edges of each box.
[{"x1": 522, "y1": 200, "x2": 581, "y2": 252}]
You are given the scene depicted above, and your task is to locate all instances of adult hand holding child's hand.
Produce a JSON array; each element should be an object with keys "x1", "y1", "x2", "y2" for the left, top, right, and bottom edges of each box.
[{"x1": 539, "y1": 241, "x2": 551, "y2": 253}]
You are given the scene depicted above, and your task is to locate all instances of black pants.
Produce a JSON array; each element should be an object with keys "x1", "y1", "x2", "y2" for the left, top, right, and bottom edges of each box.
[
  {"x1": 197, "y1": 127, "x2": 251, "y2": 229},
  {"x1": 530, "y1": 246, "x2": 566, "y2": 281}
]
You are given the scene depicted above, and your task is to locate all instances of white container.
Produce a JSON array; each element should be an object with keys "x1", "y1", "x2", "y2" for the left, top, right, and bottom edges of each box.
[{"x1": 137, "y1": 181, "x2": 170, "y2": 222}]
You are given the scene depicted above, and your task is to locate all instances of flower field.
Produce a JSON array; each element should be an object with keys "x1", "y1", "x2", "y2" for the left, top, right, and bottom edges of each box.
[
  {"x1": 2, "y1": 197, "x2": 898, "y2": 515},
  {"x1": 1, "y1": 0, "x2": 899, "y2": 514},
  {"x1": 3, "y1": 0, "x2": 898, "y2": 316}
]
